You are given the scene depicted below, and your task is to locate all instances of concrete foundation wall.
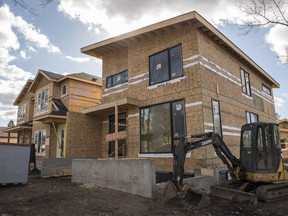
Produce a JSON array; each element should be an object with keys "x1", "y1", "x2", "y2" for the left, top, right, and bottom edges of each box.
[
  {"x1": 72, "y1": 158, "x2": 156, "y2": 198},
  {"x1": 41, "y1": 158, "x2": 72, "y2": 178}
]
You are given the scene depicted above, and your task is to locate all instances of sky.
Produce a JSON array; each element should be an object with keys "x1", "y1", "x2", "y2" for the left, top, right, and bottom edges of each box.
[{"x1": 0, "y1": 0, "x2": 287, "y2": 126}]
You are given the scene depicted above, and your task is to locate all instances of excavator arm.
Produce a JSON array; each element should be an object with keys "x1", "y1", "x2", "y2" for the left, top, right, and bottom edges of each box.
[{"x1": 172, "y1": 132, "x2": 240, "y2": 189}]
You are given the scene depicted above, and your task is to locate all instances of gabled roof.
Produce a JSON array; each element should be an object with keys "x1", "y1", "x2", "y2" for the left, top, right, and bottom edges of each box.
[
  {"x1": 41, "y1": 70, "x2": 65, "y2": 81},
  {"x1": 58, "y1": 72, "x2": 102, "y2": 85},
  {"x1": 29, "y1": 69, "x2": 64, "y2": 92},
  {"x1": 81, "y1": 11, "x2": 279, "y2": 88},
  {"x1": 29, "y1": 70, "x2": 102, "y2": 92},
  {"x1": 13, "y1": 79, "x2": 33, "y2": 105},
  {"x1": 51, "y1": 99, "x2": 68, "y2": 116}
]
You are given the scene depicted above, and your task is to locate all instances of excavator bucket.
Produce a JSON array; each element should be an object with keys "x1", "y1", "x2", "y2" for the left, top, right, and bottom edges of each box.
[{"x1": 156, "y1": 181, "x2": 210, "y2": 208}]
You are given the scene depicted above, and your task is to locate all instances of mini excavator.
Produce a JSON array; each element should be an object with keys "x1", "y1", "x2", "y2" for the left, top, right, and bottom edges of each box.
[{"x1": 172, "y1": 122, "x2": 288, "y2": 202}]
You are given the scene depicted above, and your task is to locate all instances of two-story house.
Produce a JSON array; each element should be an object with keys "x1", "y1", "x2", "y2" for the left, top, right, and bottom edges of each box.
[
  {"x1": 79, "y1": 11, "x2": 279, "y2": 174},
  {"x1": 7, "y1": 70, "x2": 102, "y2": 164},
  {"x1": 4, "y1": 79, "x2": 34, "y2": 144}
]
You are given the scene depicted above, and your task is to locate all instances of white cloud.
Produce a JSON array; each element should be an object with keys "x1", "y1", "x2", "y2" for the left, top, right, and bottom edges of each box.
[
  {"x1": 0, "y1": 107, "x2": 17, "y2": 123},
  {"x1": 58, "y1": 0, "x2": 241, "y2": 36},
  {"x1": 20, "y1": 50, "x2": 30, "y2": 59},
  {"x1": 65, "y1": 55, "x2": 90, "y2": 63},
  {"x1": 58, "y1": 0, "x2": 288, "y2": 64},
  {"x1": 266, "y1": 25, "x2": 288, "y2": 63},
  {"x1": 275, "y1": 97, "x2": 285, "y2": 108}
]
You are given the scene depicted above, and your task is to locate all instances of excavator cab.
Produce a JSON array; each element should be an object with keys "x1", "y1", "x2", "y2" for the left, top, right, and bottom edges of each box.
[{"x1": 240, "y1": 122, "x2": 283, "y2": 182}]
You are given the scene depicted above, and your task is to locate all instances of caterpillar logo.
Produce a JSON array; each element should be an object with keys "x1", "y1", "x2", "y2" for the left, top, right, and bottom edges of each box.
[{"x1": 202, "y1": 139, "x2": 212, "y2": 146}]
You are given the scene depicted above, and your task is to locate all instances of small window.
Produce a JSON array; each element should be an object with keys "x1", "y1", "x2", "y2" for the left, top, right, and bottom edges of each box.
[
  {"x1": 109, "y1": 113, "x2": 127, "y2": 134},
  {"x1": 262, "y1": 84, "x2": 271, "y2": 95},
  {"x1": 34, "y1": 130, "x2": 46, "y2": 156},
  {"x1": 246, "y1": 111, "x2": 259, "y2": 123},
  {"x1": 240, "y1": 68, "x2": 251, "y2": 96},
  {"x1": 61, "y1": 85, "x2": 67, "y2": 96},
  {"x1": 106, "y1": 70, "x2": 128, "y2": 88},
  {"x1": 212, "y1": 99, "x2": 222, "y2": 137},
  {"x1": 149, "y1": 44, "x2": 183, "y2": 85},
  {"x1": 17, "y1": 104, "x2": 26, "y2": 120}
]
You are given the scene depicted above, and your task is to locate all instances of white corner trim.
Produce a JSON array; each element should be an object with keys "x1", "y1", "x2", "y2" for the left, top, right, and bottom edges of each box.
[
  {"x1": 185, "y1": 101, "x2": 203, "y2": 108},
  {"x1": 104, "y1": 82, "x2": 128, "y2": 92},
  {"x1": 102, "y1": 88, "x2": 128, "y2": 97},
  {"x1": 129, "y1": 72, "x2": 148, "y2": 80},
  {"x1": 128, "y1": 113, "x2": 139, "y2": 118},
  {"x1": 183, "y1": 54, "x2": 199, "y2": 62},
  {"x1": 222, "y1": 125, "x2": 241, "y2": 131},
  {"x1": 147, "y1": 76, "x2": 186, "y2": 90},
  {"x1": 129, "y1": 77, "x2": 148, "y2": 86},
  {"x1": 204, "y1": 122, "x2": 214, "y2": 127},
  {"x1": 223, "y1": 131, "x2": 241, "y2": 137}
]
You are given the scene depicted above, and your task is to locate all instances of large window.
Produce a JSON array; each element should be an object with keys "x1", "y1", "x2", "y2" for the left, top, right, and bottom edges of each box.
[
  {"x1": 240, "y1": 68, "x2": 251, "y2": 96},
  {"x1": 34, "y1": 130, "x2": 46, "y2": 156},
  {"x1": 17, "y1": 104, "x2": 26, "y2": 120},
  {"x1": 246, "y1": 111, "x2": 259, "y2": 123},
  {"x1": 140, "y1": 100, "x2": 186, "y2": 153},
  {"x1": 37, "y1": 88, "x2": 49, "y2": 113},
  {"x1": 149, "y1": 44, "x2": 183, "y2": 85},
  {"x1": 106, "y1": 70, "x2": 128, "y2": 88},
  {"x1": 212, "y1": 99, "x2": 222, "y2": 137}
]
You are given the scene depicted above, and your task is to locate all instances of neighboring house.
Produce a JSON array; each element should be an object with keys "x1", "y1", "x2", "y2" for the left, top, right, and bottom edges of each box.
[
  {"x1": 278, "y1": 119, "x2": 288, "y2": 158},
  {"x1": 6, "y1": 70, "x2": 102, "y2": 163},
  {"x1": 0, "y1": 127, "x2": 17, "y2": 143},
  {"x1": 79, "y1": 11, "x2": 279, "y2": 173},
  {"x1": 4, "y1": 79, "x2": 34, "y2": 144}
]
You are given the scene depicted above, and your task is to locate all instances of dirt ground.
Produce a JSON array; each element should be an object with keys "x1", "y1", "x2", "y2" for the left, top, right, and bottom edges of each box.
[{"x1": 1, "y1": 174, "x2": 288, "y2": 216}]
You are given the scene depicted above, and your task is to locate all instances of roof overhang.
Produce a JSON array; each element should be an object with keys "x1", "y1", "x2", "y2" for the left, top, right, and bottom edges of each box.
[
  {"x1": 57, "y1": 75, "x2": 102, "y2": 87},
  {"x1": 278, "y1": 119, "x2": 288, "y2": 124},
  {"x1": 82, "y1": 97, "x2": 140, "y2": 115},
  {"x1": 81, "y1": 11, "x2": 279, "y2": 88},
  {"x1": 34, "y1": 114, "x2": 67, "y2": 124},
  {"x1": 13, "y1": 79, "x2": 33, "y2": 105},
  {"x1": 3, "y1": 125, "x2": 32, "y2": 133}
]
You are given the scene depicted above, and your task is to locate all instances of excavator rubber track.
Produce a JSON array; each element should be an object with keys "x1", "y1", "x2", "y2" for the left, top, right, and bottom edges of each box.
[{"x1": 256, "y1": 182, "x2": 288, "y2": 202}]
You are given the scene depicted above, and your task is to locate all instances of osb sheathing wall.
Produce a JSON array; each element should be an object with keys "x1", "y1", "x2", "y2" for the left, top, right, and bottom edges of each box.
[
  {"x1": 68, "y1": 79, "x2": 102, "y2": 112},
  {"x1": 65, "y1": 112, "x2": 102, "y2": 158},
  {"x1": 99, "y1": 24, "x2": 276, "y2": 172}
]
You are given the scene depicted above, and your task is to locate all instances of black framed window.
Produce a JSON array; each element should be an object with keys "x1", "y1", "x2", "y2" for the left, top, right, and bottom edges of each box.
[
  {"x1": 246, "y1": 111, "x2": 259, "y2": 123},
  {"x1": 262, "y1": 84, "x2": 271, "y2": 95},
  {"x1": 140, "y1": 99, "x2": 186, "y2": 153},
  {"x1": 240, "y1": 68, "x2": 251, "y2": 96},
  {"x1": 108, "y1": 139, "x2": 126, "y2": 157},
  {"x1": 109, "y1": 113, "x2": 126, "y2": 134},
  {"x1": 149, "y1": 44, "x2": 183, "y2": 85},
  {"x1": 212, "y1": 99, "x2": 222, "y2": 137},
  {"x1": 106, "y1": 70, "x2": 128, "y2": 88}
]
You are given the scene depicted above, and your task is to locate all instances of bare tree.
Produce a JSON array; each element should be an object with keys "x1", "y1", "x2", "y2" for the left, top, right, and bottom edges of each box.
[
  {"x1": 0, "y1": 0, "x2": 53, "y2": 15},
  {"x1": 239, "y1": 0, "x2": 288, "y2": 62},
  {"x1": 239, "y1": 0, "x2": 288, "y2": 33}
]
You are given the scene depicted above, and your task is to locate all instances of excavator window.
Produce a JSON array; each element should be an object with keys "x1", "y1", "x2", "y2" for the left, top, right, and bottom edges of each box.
[
  {"x1": 241, "y1": 129, "x2": 253, "y2": 171},
  {"x1": 256, "y1": 124, "x2": 280, "y2": 172}
]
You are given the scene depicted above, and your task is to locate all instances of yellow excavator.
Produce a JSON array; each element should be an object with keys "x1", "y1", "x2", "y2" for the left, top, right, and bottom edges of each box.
[{"x1": 171, "y1": 122, "x2": 288, "y2": 203}]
